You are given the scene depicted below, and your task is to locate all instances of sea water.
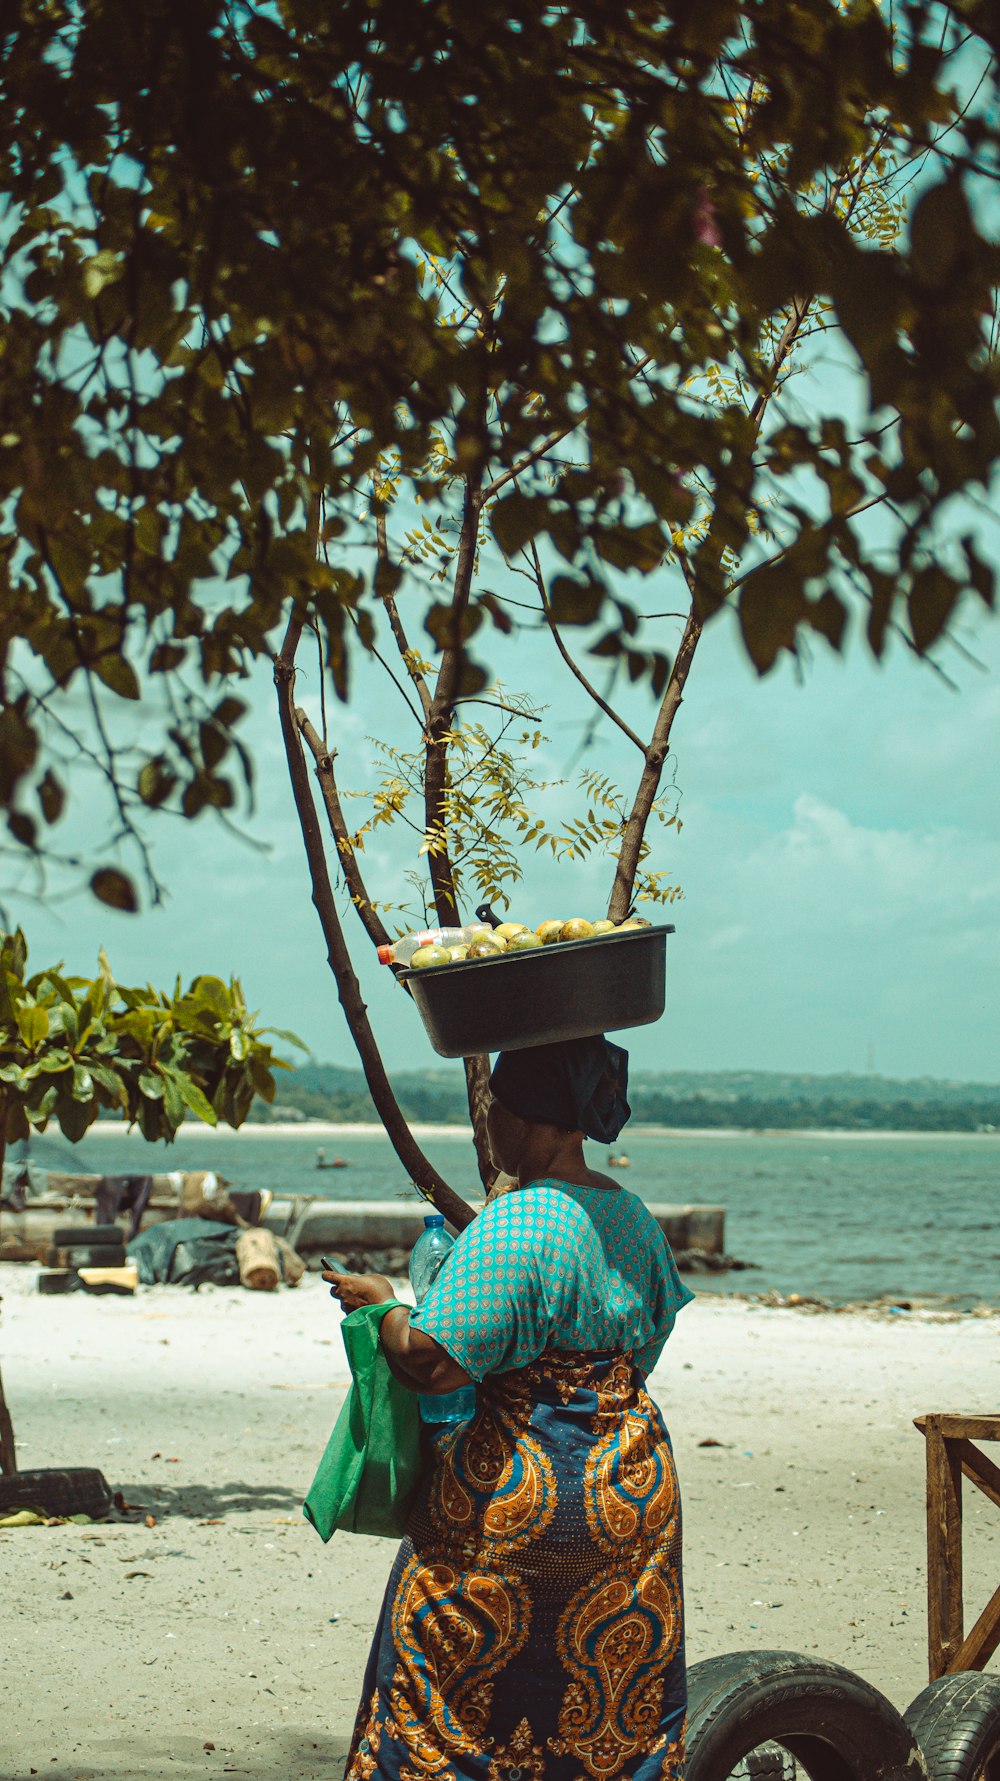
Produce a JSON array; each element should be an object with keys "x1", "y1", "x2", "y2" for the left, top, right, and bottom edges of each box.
[{"x1": 27, "y1": 1124, "x2": 1000, "y2": 1310}]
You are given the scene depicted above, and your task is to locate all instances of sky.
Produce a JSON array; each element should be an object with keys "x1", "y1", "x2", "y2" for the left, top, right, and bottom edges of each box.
[{"x1": 13, "y1": 588, "x2": 1000, "y2": 1089}]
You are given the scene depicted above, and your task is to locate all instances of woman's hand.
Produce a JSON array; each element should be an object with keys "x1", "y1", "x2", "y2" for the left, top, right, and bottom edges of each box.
[{"x1": 323, "y1": 1268, "x2": 395, "y2": 1312}]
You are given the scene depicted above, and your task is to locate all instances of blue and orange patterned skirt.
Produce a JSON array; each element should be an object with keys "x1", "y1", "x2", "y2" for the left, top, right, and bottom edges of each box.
[{"x1": 344, "y1": 1349, "x2": 686, "y2": 1781}]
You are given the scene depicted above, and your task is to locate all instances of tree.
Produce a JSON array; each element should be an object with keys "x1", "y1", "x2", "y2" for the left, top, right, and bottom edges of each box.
[
  {"x1": 0, "y1": 925, "x2": 301, "y2": 1472},
  {"x1": 0, "y1": 3, "x2": 997, "y2": 1198}
]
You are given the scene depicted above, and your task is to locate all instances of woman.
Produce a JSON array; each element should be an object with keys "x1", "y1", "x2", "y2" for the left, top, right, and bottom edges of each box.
[{"x1": 324, "y1": 1035, "x2": 692, "y2": 1781}]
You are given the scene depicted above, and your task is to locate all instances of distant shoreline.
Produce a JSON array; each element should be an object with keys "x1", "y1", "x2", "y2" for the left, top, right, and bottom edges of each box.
[{"x1": 80, "y1": 1119, "x2": 1000, "y2": 1141}]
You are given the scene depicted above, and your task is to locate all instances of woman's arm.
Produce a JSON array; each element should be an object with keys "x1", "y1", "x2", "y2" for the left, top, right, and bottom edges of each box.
[
  {"x1": 322, "y1": 1268, "x2": 474, "y2": 1395},
  {"x1": 379, "y1": 1304, "x2": 473, "y2": 1394}
]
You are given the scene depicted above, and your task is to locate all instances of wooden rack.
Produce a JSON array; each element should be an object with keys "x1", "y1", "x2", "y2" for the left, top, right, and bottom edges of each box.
[{"x1": 915, "y1": 1412, "x2": 1000, "y2": 1680}]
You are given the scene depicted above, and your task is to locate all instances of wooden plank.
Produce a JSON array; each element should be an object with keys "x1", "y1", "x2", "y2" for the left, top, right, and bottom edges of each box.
[
  {"x1": 0, "y1": 1364, "x2": 17, "y2": 1476},
  {"x1": 925, "y1": 1419, "x2": 965, "y2": 1679},
  {"x1": 949, "y1": 1580, "x2": 1000, "y2": 1674},
  {"x1": 916, "y1": 1414, "x2": 1000, "y2": 1443},
  {"x1": 955, "y1": 1438, "x2": 1000, "y2": 1514}
]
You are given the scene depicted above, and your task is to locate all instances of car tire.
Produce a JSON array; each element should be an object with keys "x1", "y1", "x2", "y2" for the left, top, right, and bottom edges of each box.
[
  {"x1": 905, "y1": 1670, "x2": 1000, "y2": 1781},
  {"x1": 0, "y1": 1467, "x2": 114, "y2": 1519},
  {"x1": 51, "y1": 1225, "x2": 123, "y2": 1247},
  {"x1": 686, "y1": 1650, "x2": 925, "y2": 1781},
  {"x1": 65, "y1": 1245, "x2": 127, "y2": 1268},
  {"x1": 37, "y1": 1269, "x2": 78, "y2": 1295}
]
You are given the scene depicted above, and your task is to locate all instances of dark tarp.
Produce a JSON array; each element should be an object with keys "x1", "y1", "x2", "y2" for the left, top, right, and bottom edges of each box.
[{"x1": 127, "y1": 1217, "x2": 240, "y2": 1289}]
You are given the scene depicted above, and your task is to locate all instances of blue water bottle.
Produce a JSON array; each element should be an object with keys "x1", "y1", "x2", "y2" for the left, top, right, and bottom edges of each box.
[{"x1": 408, "y1": 1214, "x2": 476, "y2": 1426}]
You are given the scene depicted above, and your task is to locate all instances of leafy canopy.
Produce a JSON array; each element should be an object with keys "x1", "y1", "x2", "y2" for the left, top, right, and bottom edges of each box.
[
  {"x1": 0, "y1": 1, "x2": 996, "y2": 905},
  {"x1": 0, "y1": 927, "x2": 302, "y2": 1146}
]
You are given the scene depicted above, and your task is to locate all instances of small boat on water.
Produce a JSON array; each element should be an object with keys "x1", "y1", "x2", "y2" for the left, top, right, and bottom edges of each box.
[{"x1": 315, "y1": 1150, "x2": 349, "y2": 1170}]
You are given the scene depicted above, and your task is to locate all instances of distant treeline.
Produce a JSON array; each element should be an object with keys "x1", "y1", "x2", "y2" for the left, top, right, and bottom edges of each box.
[
  {"x1": 623, "y1": 1095, "x2": 998, "y2": 1132},
  {"x1": 251, "y1": 1063, "x2": 1000, "y2": 1132}
]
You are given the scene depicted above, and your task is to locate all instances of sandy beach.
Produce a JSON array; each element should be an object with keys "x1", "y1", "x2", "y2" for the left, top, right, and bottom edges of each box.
[
  {"x1": 81, "y1": 1120, "x2": 1000, "y2": 1141},
  {"x1": 2, "y1": 1264, "x2": 999, "y2": 1780}
]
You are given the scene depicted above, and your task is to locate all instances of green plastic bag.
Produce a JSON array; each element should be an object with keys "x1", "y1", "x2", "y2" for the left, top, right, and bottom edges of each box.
[{"x1": 303, "y1": 1300, "x2": 422, "y2": 1541}]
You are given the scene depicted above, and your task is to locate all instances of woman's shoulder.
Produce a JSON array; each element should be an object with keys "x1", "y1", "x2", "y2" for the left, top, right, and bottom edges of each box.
[{"x1": 500, "y1": 1180, "x2": 602, "y2": 1232}]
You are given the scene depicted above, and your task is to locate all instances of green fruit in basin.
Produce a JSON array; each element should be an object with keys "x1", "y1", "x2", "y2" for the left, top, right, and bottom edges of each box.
[
  {"x1": 506, "y1": 930, "x2": 542, "y2": 951},
  {"x1": 592, "y1": 919, "x2": 616, "y2": 934},
  {"x1": 618, "y1": 916, "x2": 651, "y2": 930},
  {"x1": 559, "y1": 918, "x2": 595, "y2": 942},
  {"x1": 536, "y1": 920, "x2": 564, "y2": 944},
  {"x1": 448, "y1": 944, "x2": 470, "y2": 961},
  {"x1": 494, "y1": 921, "x2": 528, "y2": 941},
  {"x1": 467, "y1": 937, "x2": 504, "y2": 959},
  {"x1": 410, "y1": 944, "x2": 452, "y2": 968}
]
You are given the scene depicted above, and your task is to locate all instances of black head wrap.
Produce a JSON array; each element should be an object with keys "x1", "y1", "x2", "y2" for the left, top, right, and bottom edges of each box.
[{"x1": 489, "y1": 1035, "x2": 630, "y2": 1144}]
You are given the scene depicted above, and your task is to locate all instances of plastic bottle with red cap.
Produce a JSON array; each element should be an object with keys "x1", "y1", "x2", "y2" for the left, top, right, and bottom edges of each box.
[{"x1": 377, "y1": 925, "x2": 487, "y2": 966}]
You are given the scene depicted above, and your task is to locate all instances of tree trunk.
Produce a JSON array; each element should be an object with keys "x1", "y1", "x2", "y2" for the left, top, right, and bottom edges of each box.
[
  {"x1": 0, "y1": 1125, "x2": 17, "y2": 1475},
  {"x1": 463, "y1": 1055, "x2": 495, "y2": 1191},
  {"x1": 275, "y1": 622, "x2": 475, "y2": 1232},
  {"x1": 607, "y1": 602, "x2": 704, "y2": 922}
]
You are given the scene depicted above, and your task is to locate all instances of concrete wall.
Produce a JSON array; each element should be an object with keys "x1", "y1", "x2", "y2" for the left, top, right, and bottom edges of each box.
[{"x1": 264, "y1": 1197, "x2": 726, "y2": 1257}]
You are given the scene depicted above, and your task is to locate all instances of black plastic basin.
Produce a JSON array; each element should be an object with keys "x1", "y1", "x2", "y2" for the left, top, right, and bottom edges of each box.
[{"x1": 398, "y1": 924, "x2": 673, "y2": 1058}]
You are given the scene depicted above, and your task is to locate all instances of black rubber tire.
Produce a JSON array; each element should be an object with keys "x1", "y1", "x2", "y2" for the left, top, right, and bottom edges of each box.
[
  {"x1": 37, "y1": 1269, "x2": 78, "y2": 1295},
  {"x1": 905, "y1": 1671, "x2": 1000, "y2": 1781},
  {"x1": 62, "y1": 1244, "x2": 127, "y2": 1268},
  {"x1": 0, "y1": 1467, "x2": 113, "y2": 1519},
  {"x1": 51, "y1": 1224, "x2": 122, "y2": 1246},
  {"x1": 686, "y1": 1650, "x2": 925, "y2": 1781}
]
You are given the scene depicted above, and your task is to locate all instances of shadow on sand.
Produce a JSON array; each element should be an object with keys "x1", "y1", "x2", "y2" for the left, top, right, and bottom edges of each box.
[
  {"x1": 42, "y1": 1726, "x2": 350, "y2": 1780},
  {"x1": 114, "y1": 1477, "x2": 306, "y2": 1519}
]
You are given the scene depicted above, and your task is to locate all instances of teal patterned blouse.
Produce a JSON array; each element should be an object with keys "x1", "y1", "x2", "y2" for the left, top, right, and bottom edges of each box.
[{"x1": 409, "y1": 1179, "x2": 693, "y2": 1382}]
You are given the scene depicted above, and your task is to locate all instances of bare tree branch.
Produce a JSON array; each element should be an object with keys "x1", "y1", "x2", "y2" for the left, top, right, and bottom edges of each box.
[
  {"x1": 607, "y1": 601, "x2": 704, "y2": 922},
  {"x1": 423, "y1": 478, "x2": 481, "y2": 922},
  {"x1": 375, "y1": 505, "x2": 433, "y2": 721},
  {"x1": 296, "y1": 707, "x2": 392, "y2": 952},
  {"x1": 528, "y1": 540, "x2": 646, "y2": 754},
  {"x1": 484, "y1": 427, "x2": 574, "y2": 501},
  {"x1": 274, "y1": 611, "x2": 474, "y2": 1231}
]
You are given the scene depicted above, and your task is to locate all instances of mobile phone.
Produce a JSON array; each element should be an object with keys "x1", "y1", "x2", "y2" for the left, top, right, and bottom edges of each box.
[{"x1": 321, "y1": 1255, "x2": 345, "y2": 1275}]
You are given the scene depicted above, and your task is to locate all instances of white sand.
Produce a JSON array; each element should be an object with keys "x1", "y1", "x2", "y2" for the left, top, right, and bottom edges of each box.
[
  {"x1": 83, "y1": 1120, "x2": 476, "y2": 1141},
  {"x1": 83, "y1": 1121, "x2": 1000, "y2": 1141},
  {"x1": 2, "y1": 1264, "x2": 999, "y2": 1780}
]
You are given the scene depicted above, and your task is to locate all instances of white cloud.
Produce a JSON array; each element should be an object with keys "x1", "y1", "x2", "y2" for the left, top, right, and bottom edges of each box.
[{"x1": 656, "y1": 791, "x2": 1000, "y2": 1080}]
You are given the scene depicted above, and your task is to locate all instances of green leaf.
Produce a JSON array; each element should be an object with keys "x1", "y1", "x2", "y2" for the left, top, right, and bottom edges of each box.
[
  {"x1": 547, "y1": 577, "x2": 604, "y2": 627},
  {"x1": 161, "y1": 1069, "x2": 185, "y2": 1129},
  {"x1": 424, "y1": 602, "x2": 483, "y2": 650},
  {"x1": 229, "y1": 1027, "x2": 249, "y2": 1062},
  {"x1": 71, "y1": 1065, "x2": 95, "y2": 1103},
  {"x1": 491, "y1": 492, "x2": 549, "y2": 557},
  {"x1": 82, "y1": 248, "x2": 123, "y2": 299},
  {"x1": 8, "y1": 810, "x2": 37, "y2": 848},
  {"x1": 260, "y1": 1027, "x2": 310, "y2": 1051},
  {"x1": 91, "y1": 869, "x2": 139, "y2": 913},
  {"x1": 15, "y1": 1003, "x2": 49, "y2": 1049},
  {"x1": 188, "y1": 976, "x2": 232, "y2": 1016},
  {"x1": 163, "y1": 1068, "x2": 218, "y2": 1126},
  {"x1": 37, "y1": 769, "x2": 65, "y2": 825},
  {"x1": 909, "y1": 180, "x2": 973, "y2": 291},
  {"x1": 809, "y1": 591, "x2": 847, "y2": 652},
  {"x1": 737, "y1": 566, "x2": 809, "y2": 674},
  {"x1": 908, "y1": 567, "x2": 959, "y2": 655},
  {"x1": 137, "y1": 759, "x2": 178, "y2": 810},
  {"x1": 93, "y1": 654, "x2": 141, "y2": 700},
  {"x1": 139, "y1": 1069, "x2": 165, "y2": 1101}
]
